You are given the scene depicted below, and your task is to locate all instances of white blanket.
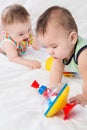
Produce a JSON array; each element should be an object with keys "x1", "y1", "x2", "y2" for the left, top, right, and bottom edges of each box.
[
  {"x1": 0, "y1": 47, "x2": 87, "y2": 130},
  {"x1": 0, "y1": 0, "x2": 87, "y2": 130}
]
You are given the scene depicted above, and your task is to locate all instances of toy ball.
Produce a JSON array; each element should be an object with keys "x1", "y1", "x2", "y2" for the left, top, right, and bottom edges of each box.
[{"x1": 45, "y1": 56, "x2": 54, "y2": 71}]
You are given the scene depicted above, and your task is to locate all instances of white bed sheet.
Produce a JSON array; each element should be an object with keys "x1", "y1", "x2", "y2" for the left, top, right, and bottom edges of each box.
[
  {"x1": 0, "y1": 47, "x2": 87, "y2": 130},
  {"x1": 0, "y1": 0, "x2": 87, "y2": 130}
]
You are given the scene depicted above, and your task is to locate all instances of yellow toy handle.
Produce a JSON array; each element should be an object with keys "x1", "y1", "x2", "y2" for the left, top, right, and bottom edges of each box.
[
  {"x1": 45, "y1": 56, "x2": 54, "y2": 71},
  {"x1": 45, "y1": 56, "x2": 77, "y2": 77}
]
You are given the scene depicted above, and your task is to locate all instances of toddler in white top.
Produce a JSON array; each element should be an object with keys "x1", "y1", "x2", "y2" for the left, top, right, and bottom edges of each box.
[{"x1": 0, "y1": 4, "x2": 41, "y2": 69}]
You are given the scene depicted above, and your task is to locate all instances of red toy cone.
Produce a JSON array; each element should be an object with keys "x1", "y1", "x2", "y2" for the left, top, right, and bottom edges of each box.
[{"x1": 63, "y1": 102, "x2": 76, "y2": 120}]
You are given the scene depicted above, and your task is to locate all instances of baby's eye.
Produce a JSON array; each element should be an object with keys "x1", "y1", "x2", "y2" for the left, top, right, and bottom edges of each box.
[
  {"x1": 52, "y1": 46, "x2": 57, "y2": 48},
  {"x1": 19, "y1": 33, "x2": 24, "y2": 36}
]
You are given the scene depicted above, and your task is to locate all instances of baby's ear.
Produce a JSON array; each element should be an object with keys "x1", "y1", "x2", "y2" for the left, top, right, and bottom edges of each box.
[{"x1": 69, "y1": 32, "x2": 78, "y2": 44}]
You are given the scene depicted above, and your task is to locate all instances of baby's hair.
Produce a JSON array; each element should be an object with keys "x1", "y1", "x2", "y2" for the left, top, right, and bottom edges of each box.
[
  {"x1": 1, "y1": 4, "x2": 30, "y2": 26},
  {"x1": 36, "y1": 6, "x2": 78, "y2": 35}
]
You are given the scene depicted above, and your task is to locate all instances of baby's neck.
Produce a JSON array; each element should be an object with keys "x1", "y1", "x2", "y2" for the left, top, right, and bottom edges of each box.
[{"x1": 65, "y1": 44, "x2": 76, "y2": 61}]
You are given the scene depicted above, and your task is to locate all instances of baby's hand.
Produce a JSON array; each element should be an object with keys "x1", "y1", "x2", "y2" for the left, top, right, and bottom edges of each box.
[
  {"x1": 28, "y1": 60, "x2": 41, "y2": 69},
  {"x1": 69, "y1": 94, "x2": 87, "y2": 106},
  {"x1": 31, "y1": 36, "x2": 41, "y2": 50}
]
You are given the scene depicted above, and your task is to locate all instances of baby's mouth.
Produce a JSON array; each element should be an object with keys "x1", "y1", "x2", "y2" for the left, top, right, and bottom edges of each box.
[
  {"x1": 22, "y1": 38, "x2": 31, "y2": 46},
  {"x1": 54, "y1": 57, "x2": 57, "y2": 59},
  {"x1": 23, "y1": 38, "x2": 29, "y2": 42},
  {"x1": 22, "y1": 34, "x2": 32, "y2": 45},
  {"x1": 53, "y1": 56, "x2": 58, "y2": 59}
]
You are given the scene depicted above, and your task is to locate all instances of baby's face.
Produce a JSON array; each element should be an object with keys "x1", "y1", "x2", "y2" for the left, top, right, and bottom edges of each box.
[
  {"x1": 38, "y1": 23, "x2": 77, "y2": 60},
  {"x1": 4, "y1": 17, "x2": 32, "y2": 44}
]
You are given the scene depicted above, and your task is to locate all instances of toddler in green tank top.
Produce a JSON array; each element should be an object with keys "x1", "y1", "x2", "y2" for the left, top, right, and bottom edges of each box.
[{"x1": 36, "y1": 6, "x2": 87, "y2": 106}]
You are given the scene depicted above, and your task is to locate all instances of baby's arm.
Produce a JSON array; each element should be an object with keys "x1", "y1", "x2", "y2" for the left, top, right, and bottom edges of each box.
[
  {"x1": 31, "y1": 36, "x2": 41, "y2": 50},
  {"x1": 0, "y1": 19, "x2": 4, "y2": 42},
  {"x1": 30, "y1": 31, "x2": 41, "y2": 50},
  {"x1": 3, "y1": 41, "x2": 41, "y2": 69},
  {"x1": 69, "y1": 49, "x2": 87, "y2": 106},
  {"x1": 48, "y1": 59, "x2": 64, "y2": 88}
]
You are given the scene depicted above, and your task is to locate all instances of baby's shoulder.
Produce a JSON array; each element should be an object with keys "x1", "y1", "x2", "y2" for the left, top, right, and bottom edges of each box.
[
  {"x1": 74, "y1": 36, "x2": 87, "y2": 64},
  {"x1": 75, "y1": 36, "x2": 87, "y2": 53}
]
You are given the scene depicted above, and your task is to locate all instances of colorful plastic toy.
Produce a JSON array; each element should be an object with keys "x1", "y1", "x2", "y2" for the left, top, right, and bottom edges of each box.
[
  {"x1": 31, "y1": 80, "x2": 76, "y2": 119},
  {"x1": 6, "y1": 33, "x2": 33, "y2": 54},
  {"x1": 63, "y1": 72, "x2": 77, "y2": 77},
  {"x1": 22, "y1": 34, "x2": 33, "y2": 47},
  {"x1": 45, "y1": 56, "x2": 54, "y2": 71},
  {"x1": 45, "y1": 56, "x2": 77, "y2": 77}
]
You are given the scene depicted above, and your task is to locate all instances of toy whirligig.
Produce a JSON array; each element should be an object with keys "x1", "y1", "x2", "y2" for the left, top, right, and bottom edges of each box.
[
  {"x1": 31, "y1": 80, "x2": 76, "y2": 120},
  {"x1": 45, "y1": 56, "x2": 77, "y2": 77}
]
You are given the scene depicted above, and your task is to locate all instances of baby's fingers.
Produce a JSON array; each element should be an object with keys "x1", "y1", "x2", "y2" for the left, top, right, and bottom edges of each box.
[
  {"x1": 68, "y1": 96, "x2": 80, "y2": 105},
  {"x1": 31, "y1": 62, "x2": 41, "y2": 69}
]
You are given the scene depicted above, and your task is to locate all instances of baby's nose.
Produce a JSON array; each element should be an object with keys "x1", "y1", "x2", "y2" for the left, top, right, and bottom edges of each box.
[{"x1": 47, "y1": 49, "x2": 54, "y2": 55}]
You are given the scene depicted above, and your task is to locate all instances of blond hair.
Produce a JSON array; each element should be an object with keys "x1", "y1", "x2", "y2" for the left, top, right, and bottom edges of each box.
[
  {"x1": 36, "y1": 6, "x2": 78, "y2": 35},
  {"x1": 1, "y1": 4, "x2": 30, "y2": 26}
]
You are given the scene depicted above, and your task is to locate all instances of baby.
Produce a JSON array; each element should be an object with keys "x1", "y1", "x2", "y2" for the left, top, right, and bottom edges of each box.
[
  {"x1": 36, "y1": 6, "x2": 87, "y2": 106},
  {"x1": 0, "y1": 4, "x2": 41, "y2": 69}
]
